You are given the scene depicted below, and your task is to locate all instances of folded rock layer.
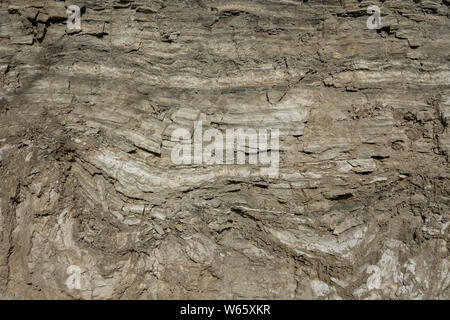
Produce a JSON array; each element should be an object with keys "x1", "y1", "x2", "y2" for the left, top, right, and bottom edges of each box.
[{"x1": 0, "y1": 0, "x2": 449, "y2": 299}]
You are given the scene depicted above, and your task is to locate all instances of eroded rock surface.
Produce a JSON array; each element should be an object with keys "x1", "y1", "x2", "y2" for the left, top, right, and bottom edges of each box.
[{"x1": 0, "y1": 0, "x2": 449, "y2": 299}]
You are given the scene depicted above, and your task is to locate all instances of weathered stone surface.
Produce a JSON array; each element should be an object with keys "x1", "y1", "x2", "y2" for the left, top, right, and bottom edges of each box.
[{"x1": 0, "y1": 0, "x2": 449, "y2": 299}]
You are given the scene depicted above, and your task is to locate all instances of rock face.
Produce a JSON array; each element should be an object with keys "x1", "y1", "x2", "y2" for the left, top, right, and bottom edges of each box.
[{"x1": 0, "y1": 0, "x2": 449, "y2": 299}]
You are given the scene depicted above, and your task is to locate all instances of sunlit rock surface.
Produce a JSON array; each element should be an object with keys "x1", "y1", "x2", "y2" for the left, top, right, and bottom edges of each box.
[{"x1": 0, "y1": 0, "x2": 449, "y2": 299}]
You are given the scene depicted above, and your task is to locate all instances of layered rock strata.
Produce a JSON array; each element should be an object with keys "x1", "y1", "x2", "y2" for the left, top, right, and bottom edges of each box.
[{"x1": 0, "y1": 0, "x2": 449, "y2": 299}]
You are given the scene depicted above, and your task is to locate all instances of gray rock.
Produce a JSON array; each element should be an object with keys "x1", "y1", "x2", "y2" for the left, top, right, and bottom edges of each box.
[{"x1": 0, "y1": 0, "x2": 448, "y2": 300}]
